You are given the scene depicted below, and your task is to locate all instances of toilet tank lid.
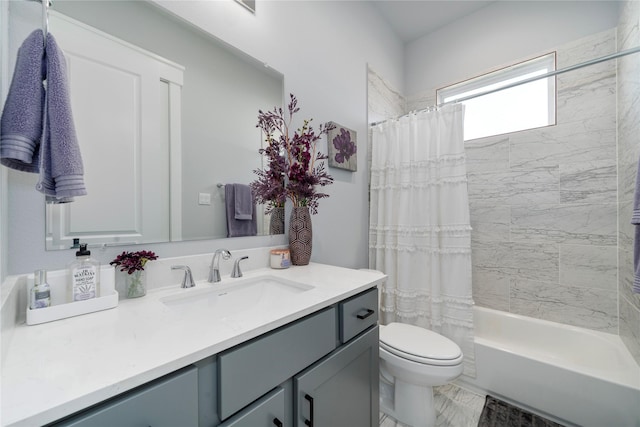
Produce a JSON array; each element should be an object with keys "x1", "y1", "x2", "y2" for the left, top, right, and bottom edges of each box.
[{"x1": 380, "y1": 323, "x2": 462, "y2": 360}]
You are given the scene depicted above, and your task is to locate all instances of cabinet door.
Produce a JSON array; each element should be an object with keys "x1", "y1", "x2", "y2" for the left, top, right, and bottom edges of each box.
[
  {"x1": 219, "y1": 387, "x2": 285, "y2": 427},
  {"x1": 52, "y1": 366, "x2": 198, "y2": 427},
  {"x1": 294, "y1": 326, "x2": 379, "y2": 427}
]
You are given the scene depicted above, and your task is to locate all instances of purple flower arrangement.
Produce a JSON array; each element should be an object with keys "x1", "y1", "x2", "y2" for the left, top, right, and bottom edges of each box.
[
  {"x1": 110, "y1": 250, "x2": 158, "y2": 275},
  {"x1": 250, "y1": 136, "x2": 287, "y2": 214},
  {"x1": 251, "y1": 94, "x2": 334, "y2": 215}
]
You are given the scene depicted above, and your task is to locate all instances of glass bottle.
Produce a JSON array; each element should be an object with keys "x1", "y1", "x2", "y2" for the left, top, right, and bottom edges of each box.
[{"x1": 30, "y1": 269, "x2": 51, "y2": 309}]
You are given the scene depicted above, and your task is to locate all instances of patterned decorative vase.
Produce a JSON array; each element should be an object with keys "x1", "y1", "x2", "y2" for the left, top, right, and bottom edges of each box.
[
  {"x1": 269, "y1": 206, "x2": 285, "y2": 235},
  {"x1": 289, "y1": 206, "x2": 312, "y2": 265}
]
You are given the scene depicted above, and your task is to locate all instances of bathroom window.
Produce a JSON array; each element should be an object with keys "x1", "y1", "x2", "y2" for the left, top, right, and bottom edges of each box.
[{"x1": 437, "y1": 52, "x2": 556, "y2": 141}]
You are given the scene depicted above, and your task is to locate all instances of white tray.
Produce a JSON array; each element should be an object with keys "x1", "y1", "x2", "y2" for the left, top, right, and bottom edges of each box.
[{"x1": 26, "y1": 265, "x2": 118, "y2": 325}]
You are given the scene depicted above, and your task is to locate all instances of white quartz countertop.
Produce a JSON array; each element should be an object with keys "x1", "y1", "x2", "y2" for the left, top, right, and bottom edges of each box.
[{"x1": 1, "y1": 263, "x2": 385, "y2": 427}]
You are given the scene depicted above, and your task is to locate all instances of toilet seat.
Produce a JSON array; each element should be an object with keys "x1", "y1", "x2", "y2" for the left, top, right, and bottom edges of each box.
[{"x1": 380, "y1": 323, "x2": 463, "y2": 366}]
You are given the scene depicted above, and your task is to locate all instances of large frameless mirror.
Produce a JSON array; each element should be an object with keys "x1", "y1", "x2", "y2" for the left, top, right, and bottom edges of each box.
[{"x1": 36, "y1": 0, "x2": 284, "y2": 250}]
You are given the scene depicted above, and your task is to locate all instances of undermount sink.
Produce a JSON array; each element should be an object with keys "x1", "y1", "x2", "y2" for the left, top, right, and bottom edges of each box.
[{"x1": 160, "y1": 275, "x2": 314, "y2": 318}]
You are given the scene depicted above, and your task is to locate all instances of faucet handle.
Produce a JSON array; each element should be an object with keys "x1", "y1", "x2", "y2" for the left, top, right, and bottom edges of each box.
[
  {"x1": 231, "y1": 256, "x2": 249, "y2": 278},
  {"x1": 171, "y1": 265, "x2": 196, "y2": 288}
]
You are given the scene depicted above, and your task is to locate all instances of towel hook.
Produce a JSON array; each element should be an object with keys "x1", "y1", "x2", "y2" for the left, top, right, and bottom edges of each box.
[
  {"x1": 42, "y1": 0, "x2": 50, "y2": 43},
  {"x1": 29, "y1": 0, "x2": 51, "y2": 46}
]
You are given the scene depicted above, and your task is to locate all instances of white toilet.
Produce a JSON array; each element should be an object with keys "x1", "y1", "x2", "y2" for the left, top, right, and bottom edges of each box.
[{"x1": 379, "y1": 322, "x2": 464, "y2": 427}]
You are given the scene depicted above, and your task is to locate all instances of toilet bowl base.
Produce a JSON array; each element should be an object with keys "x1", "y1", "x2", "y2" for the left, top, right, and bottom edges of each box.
[{"x1": 380, "y1": 377, "x2": 436, "y2": 427}]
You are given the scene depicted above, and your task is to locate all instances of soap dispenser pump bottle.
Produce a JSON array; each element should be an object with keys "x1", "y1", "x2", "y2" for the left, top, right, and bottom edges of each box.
[{"x1": 68, "y1": 243, "x2": 100, "y2": 302}]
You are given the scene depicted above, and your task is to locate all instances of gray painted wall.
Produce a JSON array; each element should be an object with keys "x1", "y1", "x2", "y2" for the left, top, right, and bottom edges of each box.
[
  {"x1": 405, "y1": 1, "x2": 620, "y2": 97},
  {"x1": 0, "y1": 0, "x2": 8, "y2": 283}
]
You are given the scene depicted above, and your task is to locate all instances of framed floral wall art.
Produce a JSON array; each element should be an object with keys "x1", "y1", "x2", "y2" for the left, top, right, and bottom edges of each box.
[{"x1": 327, "y1": 122, "x2": 357, "y2": 172}]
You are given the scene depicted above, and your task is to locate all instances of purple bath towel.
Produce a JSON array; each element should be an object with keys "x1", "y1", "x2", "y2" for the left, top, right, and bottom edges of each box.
[
  {"x1": 225, "y1": 184, "x2": 257, "y2": 237},
  {"x1": 632, "y1": 157, "x2": 640, "y2": 294},
  {"x1": 36, "y1": 32, "x2": 86, "y2": 201},
  {"x1": 234, "y1": 183, "x2": 253, "y2": 220},
  {"x1": 0, "y1": 30, "x2": 45, "y2": 172},
  {"x1": 0, "y1": 30, "x2": 86, "y2": 202}
]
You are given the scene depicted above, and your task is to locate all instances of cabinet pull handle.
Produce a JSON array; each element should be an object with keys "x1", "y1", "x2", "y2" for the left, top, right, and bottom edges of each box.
[
  {"x1": 304, "y1": 393, "x2": 314, "y2": 427},
  {"x1": 273, "y1": 417, "x2": 283, "y2": 427},
  {"x1": 357, "y1": 308, "x2": 375, "y2": 320}
]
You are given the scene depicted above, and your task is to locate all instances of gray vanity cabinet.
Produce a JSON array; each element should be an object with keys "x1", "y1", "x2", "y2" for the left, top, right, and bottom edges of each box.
[{"x1": 48, "y1": 287, "x2": 379, "y2": 427}]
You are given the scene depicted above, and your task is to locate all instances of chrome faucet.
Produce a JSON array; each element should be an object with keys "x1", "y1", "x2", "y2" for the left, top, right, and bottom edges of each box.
[
  {"x1": 171, "y1": 265, "x2": 196, "y2": 288},
  {"x1": 231, "y1": 256, "x2": 249, "y2": 278},
  {"x1": 209, "y1": 249, "x2": 231, "y2": 283}
]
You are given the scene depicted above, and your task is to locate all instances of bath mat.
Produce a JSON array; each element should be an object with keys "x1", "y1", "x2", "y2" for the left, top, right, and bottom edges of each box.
[{"x1": 478, "y1": 395, "x2": 565, "y2": 427}]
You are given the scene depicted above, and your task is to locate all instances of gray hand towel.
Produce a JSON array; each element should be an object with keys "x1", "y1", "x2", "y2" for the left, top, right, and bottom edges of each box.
[
  {"x1": 234, "y1": 183, "x2": 253, "y2": 220},
  {"x1": 225, "y1": 184, "x2": 257, "y2": 238},
  {"x1": 632, "y1": 156, "x2": 640, "y2": 294},
  {"x1": 0, "y1": 30, "x2": 45, "y2": 172},
  {"x1": 36, "y1": 32, "x2": 87, "y2": 200}
]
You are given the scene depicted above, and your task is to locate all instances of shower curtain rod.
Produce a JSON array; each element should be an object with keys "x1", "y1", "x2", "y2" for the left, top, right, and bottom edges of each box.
[{"x1": 370, "y1": 45, "x2": 640, "y2": 127}]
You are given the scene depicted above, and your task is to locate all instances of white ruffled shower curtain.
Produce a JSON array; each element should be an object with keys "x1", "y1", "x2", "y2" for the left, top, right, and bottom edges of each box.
[{"x1": 369, "y1": 103, "x2": 475, "y2": 377}]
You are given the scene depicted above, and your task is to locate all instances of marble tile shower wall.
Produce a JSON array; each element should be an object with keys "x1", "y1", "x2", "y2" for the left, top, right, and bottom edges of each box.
[
  {"x1": 617, "y1": 0, "x2": 640, "y2": 364},
  {"x1": 367, "y1": 67, "x2": 406, "y2": 124},
  {"x1": 466, "y1": 29, "x2": 619, "y2": 333}
]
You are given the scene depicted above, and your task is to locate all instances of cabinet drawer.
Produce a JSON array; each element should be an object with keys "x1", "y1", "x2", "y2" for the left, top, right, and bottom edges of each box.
[
  {"x1": 219, "y1": 387, "x2": 285, "y2": 427},
  {"x1": 218, "y1": 307, "x2": 337, "y2": 420},
  {"x1": 340, "y1": 288, "x2": 378, "y2": 343},
  {"x1": 52, "y1": 366, "x2": 198, "y2": 427}
]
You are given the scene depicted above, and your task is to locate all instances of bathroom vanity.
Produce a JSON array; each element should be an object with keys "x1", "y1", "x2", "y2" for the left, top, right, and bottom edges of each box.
[{"x1": 1, "y1": 263, "x2": 384, "y2": 427}]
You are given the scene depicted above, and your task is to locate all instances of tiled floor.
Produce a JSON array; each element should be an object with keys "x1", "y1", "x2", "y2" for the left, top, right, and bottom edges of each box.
[{"x1": 379, "y1": 383, "x2": 486, "y2": 427}]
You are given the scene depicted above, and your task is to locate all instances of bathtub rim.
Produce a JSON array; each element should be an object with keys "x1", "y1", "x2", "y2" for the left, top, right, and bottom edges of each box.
[{"x1": 472, "y1": 305, "x2": 640, "y2": 390}]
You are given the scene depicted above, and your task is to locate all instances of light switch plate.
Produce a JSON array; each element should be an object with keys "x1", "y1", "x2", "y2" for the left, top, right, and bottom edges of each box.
[{"x1": 198, "y1": 192, "x2": 211, "y2": 205}]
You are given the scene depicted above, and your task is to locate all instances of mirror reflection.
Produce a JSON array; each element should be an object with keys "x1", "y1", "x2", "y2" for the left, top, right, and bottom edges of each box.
[{"x1": 44, "y1": 0, "x2": 284, "y2": 250}]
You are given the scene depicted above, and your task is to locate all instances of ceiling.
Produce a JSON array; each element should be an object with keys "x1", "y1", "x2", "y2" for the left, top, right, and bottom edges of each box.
[{"x1": 371, "y1": 0, "x2": 495, "y2": 43}]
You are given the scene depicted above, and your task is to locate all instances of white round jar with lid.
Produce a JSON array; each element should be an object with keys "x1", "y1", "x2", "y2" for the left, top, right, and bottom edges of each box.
[{"x1": 270, "y1": 249, "x2": 291, "y2": 269}]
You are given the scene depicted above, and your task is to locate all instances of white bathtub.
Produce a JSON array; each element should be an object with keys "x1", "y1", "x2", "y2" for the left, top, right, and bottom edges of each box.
[{"x1": 457, "y1": 306, "x2": 640, "y2": 427}]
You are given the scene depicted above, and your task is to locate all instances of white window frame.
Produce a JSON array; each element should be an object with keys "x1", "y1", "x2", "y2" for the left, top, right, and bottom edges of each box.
[{"x1": 437, "y1": 52, "x2": 556, "y2": 141}]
